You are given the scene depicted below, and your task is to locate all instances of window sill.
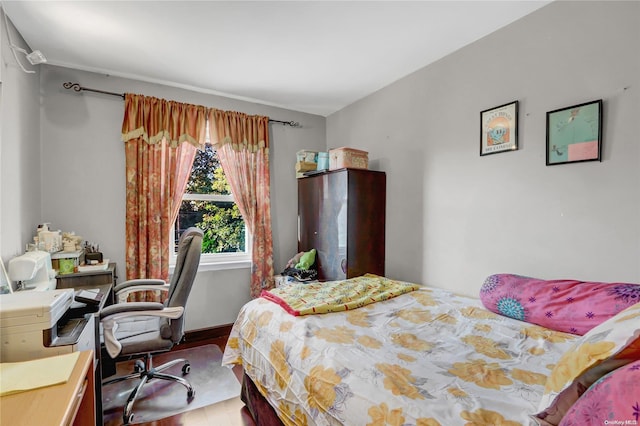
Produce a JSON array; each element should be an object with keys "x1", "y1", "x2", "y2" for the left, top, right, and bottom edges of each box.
[{"x1": 169, "y1": 259, "x2": 251, "y2": 273}]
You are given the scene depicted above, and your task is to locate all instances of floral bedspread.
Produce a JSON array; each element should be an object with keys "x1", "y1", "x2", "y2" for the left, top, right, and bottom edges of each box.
[
  {"x1": 261, "y1": 274, "x2": 420, "y2": 316},
  {"x1": 222, "y1": 280, "x2": 578, "y2": 426}
]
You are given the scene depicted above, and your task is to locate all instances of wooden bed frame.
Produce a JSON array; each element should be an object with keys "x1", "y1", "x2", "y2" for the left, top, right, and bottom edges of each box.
[{"x1": 240, "y1": 372, "x2": 283, "y2": 426}]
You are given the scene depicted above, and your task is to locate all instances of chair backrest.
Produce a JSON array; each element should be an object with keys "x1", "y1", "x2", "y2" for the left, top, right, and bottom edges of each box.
[{"x1": 164, "y1": 227, "x2": 203, "y2": 342}]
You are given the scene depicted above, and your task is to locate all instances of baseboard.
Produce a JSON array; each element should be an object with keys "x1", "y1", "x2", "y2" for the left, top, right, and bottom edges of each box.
[{"x1": 183, "y1": 323, "x2": 234, "y2": 345}]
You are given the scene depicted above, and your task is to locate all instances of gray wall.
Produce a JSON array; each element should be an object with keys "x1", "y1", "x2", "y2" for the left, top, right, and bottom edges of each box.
[
  {"x1": 327, "y1": 1, "x2": 640, "y2": 297},
  {"x1": 0, "y1": 9, "x2": 42, "y2": 262}
]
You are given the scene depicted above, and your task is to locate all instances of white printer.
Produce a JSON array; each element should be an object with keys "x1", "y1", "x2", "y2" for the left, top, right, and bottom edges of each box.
[{"x1": 0, "y1": 289, "x2": 94, "y2": 362}]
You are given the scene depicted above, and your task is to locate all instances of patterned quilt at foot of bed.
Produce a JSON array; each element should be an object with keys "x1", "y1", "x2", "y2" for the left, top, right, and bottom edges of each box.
[{"x1": 261, "y1": 274, "x2": 420, "y2": 316}]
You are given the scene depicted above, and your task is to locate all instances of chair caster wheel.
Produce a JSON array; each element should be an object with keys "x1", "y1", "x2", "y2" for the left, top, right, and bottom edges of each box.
[
  {"x1": 124, "y1": 412, "x2": 134, "y2": 424},
  {"x1": 134, "y1": 360, "x2": 145, "y2": 373},
  {"x1": 182, "y1": 363, "x2": 191, "y2": 375}
]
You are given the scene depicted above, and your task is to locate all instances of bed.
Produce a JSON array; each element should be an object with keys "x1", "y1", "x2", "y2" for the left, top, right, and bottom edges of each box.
[{"x1": 222, "y1": 274, "x2": 640, "y2": 426}]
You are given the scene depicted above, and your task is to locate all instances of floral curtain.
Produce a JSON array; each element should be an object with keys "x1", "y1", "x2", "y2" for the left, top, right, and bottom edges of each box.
[
  {"x1": 121, "y1": 93, "x2": 206, "y2": 300},
  {"x1": 208, "y1": 108, "x2": 274, "y2": 298}
]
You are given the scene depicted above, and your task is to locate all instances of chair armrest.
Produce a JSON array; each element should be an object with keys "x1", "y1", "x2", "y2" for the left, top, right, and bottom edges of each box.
[
  {"x1": 114, "y1": 280, "x2": 170, "y2": 303},
  {"x1": 114, "y1": 279, "x2": 166, "y2": 293},
  {"x1": 100, "y1": 301, "x2": 165, "y2": 318},
  {"x1": 101, "y1": 304, "x2": 184, "y2": 358}
]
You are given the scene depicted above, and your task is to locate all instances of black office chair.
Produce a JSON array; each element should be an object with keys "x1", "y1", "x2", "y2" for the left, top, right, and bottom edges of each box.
[{"x1": 101, "y1": 227, "x2": 203, "y2": 424}]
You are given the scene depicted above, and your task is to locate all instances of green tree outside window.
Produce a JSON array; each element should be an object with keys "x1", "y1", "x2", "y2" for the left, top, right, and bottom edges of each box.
[{"x1": 176, "y1": 145, "x2": 246, "y2": 254}]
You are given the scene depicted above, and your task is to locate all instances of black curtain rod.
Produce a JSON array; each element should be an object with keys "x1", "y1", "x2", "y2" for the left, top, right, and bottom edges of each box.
[
  {"x1": 62, "y1": 82, "x2": 301, "y2": 127},
  {"x1": 63, "y1": 82, "x2": 124, "y2": 99}
]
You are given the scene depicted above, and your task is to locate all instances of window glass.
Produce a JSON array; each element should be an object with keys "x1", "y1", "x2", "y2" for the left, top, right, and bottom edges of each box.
[{"x1": 173, "y1": 145, "x2": 249, "y2": 262}]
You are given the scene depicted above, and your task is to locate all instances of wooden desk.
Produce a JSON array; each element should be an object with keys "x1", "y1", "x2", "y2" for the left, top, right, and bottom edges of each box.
[
  {"x1": 0, "y1": 350, "x2": 95, "y2": 426},
  {"x1": 67, "y1": 284, "x2": 113, "y2": 426},
  {"x1": 56, "y1": 263, "x2": 117, "y2": 290}
]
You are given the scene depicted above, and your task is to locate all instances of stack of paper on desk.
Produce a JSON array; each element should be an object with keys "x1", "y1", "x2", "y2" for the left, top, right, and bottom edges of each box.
[
  {"x1": 77, "y1": 259, "x2": 109, "y2": 272},
  {"x1": 0, "y1": 352, "x2": 79, "y2": 396}
]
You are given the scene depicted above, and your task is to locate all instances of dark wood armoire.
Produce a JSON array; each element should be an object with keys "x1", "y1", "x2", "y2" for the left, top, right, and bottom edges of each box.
[{"x1": 298, "y1": 168, "x2": 386, "y2": 281}]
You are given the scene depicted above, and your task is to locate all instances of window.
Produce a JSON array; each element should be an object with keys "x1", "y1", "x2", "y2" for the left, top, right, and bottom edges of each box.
[{"x1": 170, "y1": 144, "x2": 251, "y2": 270}]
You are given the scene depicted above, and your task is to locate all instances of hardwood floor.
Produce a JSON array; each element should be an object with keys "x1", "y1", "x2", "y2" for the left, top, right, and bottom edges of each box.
[
  {"x1": 130, "y1": 396, "x2": 246, "y2": 426},
  {"x1": 103, "y1": 333, "x2": 249, "y2": 426}
]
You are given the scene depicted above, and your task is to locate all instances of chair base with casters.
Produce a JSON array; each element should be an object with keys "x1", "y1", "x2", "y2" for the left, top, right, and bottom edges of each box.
[
  {"x1": 103, "y1": 351, "x2": 195, "y2": 425},
  {"x1": 100, "y1": 228, "x2": 204, "y2": 425}
]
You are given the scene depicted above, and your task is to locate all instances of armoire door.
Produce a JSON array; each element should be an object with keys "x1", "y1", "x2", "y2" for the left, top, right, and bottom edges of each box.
[{"x1": 298, "y1": 168, "x2": 385, "y2": 281}]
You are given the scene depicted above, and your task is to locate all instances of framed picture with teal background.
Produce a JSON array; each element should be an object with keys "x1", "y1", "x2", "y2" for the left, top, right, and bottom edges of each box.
[
  {"x1": 480, "y1": 100, "x2": 518, "y2": 156},
  {"x1": 546, "y1": 99, "x2": 603, "y2": 166}
]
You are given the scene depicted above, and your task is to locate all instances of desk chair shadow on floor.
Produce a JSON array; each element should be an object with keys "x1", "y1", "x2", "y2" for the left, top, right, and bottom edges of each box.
[{"x1": 100, "y1": 228, "x2": 203, "y2": 425}]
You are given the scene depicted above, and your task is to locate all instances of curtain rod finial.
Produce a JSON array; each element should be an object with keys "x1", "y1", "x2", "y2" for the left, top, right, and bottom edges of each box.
[{"x1": 63, "y1": 82, "x2": 82, "y2": 92}]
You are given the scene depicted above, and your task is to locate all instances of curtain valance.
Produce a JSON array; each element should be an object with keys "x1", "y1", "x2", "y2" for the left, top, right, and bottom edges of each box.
[
  {"x1": 121, "y1": 94, "x2": 270, "y2": 152},
  {"x1": 208, "y1": 109, "x2": 270, "y2": 153},
  {"x1": 121, "y1": 93, "x2": 208, "y2": 148}
]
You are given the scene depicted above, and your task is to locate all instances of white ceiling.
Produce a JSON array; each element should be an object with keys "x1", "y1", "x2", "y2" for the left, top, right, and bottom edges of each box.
[{"x1": 2, "y1": 1, "x2": 550, "y2": 116}]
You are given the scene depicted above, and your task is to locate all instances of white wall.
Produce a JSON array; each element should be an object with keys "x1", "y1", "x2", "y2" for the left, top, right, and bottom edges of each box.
[
  {"x1": 327, "y1": 1, "x2": 640, "y2": 297},
  {"x1": 0, "y1": 9, "x2": 41, "y2": 262},
  {"x1": 37, "y1": 66, "x2": 325, "y2": 329}
]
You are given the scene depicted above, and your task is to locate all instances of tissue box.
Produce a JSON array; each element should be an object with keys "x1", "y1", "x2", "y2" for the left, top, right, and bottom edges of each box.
[
  {"x1": 58, "y1": 258, "x2": 76, "y2": 275},
  {"x1": 51, "y1": 250, "x2": 84, "y2": 273},
  {"x1": 329, "y1": 147, "x2": 369, "y2": 170},
  {"x1": 85, "y1": 252, "x2": 103, "y2": 263}
]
